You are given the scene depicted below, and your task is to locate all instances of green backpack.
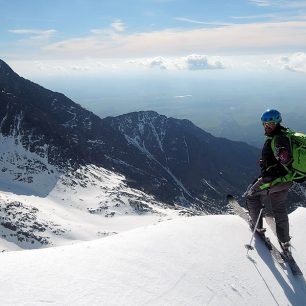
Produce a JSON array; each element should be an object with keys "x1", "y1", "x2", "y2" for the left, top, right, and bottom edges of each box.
[{"x1": 271, "y1": 128, "x2": 306, "y2": 181}]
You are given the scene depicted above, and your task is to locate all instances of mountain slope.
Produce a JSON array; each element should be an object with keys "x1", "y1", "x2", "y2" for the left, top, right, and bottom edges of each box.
[
  {"x1": 0, "y1": 208, "x2": 305, "y2": 305},
  {"x1": 0, "y1": 161, "x2": 197, "y2": 252},
  {"x1": 0, "y1": 58, "x2": 118, "y2": 167},
  {"x1": 0, "y1": 133, "x2": 199, "y2": 251},
  {"x1": 0, "y1": 58, "x2": 261, "y2": 210},
  {"x1": 104, "y1": 111, "x2": 260, "y2": 210}
]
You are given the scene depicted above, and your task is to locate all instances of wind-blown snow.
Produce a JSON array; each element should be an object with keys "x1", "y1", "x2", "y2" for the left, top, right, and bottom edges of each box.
[{"x1": 0, "y1": 210, "x2": 305, "y2": 305}]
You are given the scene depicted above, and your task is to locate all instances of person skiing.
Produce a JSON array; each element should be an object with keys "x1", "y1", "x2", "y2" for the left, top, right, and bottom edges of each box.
[{"x1": 245, "y1": 109, "x2": 294, "y2": 253}]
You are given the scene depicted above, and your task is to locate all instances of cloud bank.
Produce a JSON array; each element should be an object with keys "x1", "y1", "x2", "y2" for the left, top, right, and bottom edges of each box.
[
  {"x1": 34, "y1": 21, "x2": 306, "y2": 59},
  {"x1": 278, "y1": 52, "x2": 306, "y2": 72},
  {"x1": 5, "y1": 20, "x2": 306, "y2": 62},
  {"x1": 129, "y1": 54, "x2": 227, "y2": 71},
  {"x1": 184, "y1": 54, "x2": 226, "y2": 70}
]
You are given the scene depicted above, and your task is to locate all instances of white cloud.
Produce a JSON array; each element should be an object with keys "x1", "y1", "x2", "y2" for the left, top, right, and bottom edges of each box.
[
  {"x1": 174, "y1": 95, "x2": 193, "y2": 99},
  {"x1": 148, "y1": 57, "x2": 170, "y2": 69},
  {"x1": 9, "y1": 29, "x2": 56, "y2": 40},
  {"x1": 231, "y1": 14, "x2": 276, "y2": 20},
  {"x1": 250, "y1": 0, "x2": 272, "y2": 6},
  {"x1": 181, "y1": 54, "x2": 226, "y2": 70},
  {"x1": 6, "y1": 59, "x2": 126, "y2": 78},
  {"x1": 128, "y1": 57, "x2": 172, "y2": 69},
  {"x1": 174, "y1": 17, "x2": 230, "y2": 26},
  {"x1": 278, "y1": 52, "x2": 306, "y2": 72},
  {"x1": 260, "y1": 52, "x2": 306, "y2": 72},
  {"x1": 111, "y1": 19, "x2": 126, "y2": 32},
  {"x1": 70, "y1": 65, "x2": 91, "y2": 72},
  {"x1": 128, "y1": 54, "x2": 227, "y2": 71},
  {"x1": 41, "y1": 21, "x2": 306, "y2": 59},
  {"x1": 250, "y1": 0, "x2": 306, "y2": 8}
]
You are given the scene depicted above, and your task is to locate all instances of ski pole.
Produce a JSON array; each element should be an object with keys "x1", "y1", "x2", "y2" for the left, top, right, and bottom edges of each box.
[{"x1": 245, "y1": 206, "x2": 264, "y2": 253}]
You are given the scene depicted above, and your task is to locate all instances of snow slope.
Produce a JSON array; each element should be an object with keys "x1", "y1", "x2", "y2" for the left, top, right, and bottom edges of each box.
[
  {"x1": 0, "y1": 164, "x2": 198, "y2": 251},
  {"x1": 0, "y1": 134, "x2": 200, "y2": 251},
  {"x1": 0, "y1": 209, "x2": 305, "y2": 306}
]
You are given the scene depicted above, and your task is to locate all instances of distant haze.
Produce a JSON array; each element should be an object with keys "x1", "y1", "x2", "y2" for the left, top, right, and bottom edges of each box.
[{"x1": 29, "y1": 66, "x2": 306, "y2": 136}]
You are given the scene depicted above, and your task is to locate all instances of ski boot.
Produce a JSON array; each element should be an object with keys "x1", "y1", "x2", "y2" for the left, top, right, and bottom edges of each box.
[{"x1": 279, "y1": 241, "x2": 292, "y2": 259}]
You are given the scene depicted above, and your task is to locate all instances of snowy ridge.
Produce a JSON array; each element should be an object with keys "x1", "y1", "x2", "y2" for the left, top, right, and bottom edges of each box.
[
  {"x1": 116, "y1": 112, "x2": 194, "y2": 200},
  {"x1": 125, "y1": 134, "x2": 192, "y2": 198},
  {"x1": 117, "y1": 111, "x2": 168, "y2": 161},
  {"x1": 0, "y1": 209, "x2": 305, "y2": 305}
]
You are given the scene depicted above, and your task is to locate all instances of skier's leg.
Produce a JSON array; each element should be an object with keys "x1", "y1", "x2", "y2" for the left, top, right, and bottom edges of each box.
[
  {"x1": 269, "y1": 184, "x2": 291, "y2": 243},
  {"x1": 246, "y1": 178, "x2": 267, "y2": 229},
  {"x1": 246, "y1": 195, "x2": 264, "y2": 229}
]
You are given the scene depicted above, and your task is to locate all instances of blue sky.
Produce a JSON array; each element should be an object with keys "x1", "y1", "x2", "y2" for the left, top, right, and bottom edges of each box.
[
  {"x1": 2, "y1": 0, "x2": 306, "y2": 129},
  {"x1": 3, "y1": 0, "x2": 306, "y2": 61}
]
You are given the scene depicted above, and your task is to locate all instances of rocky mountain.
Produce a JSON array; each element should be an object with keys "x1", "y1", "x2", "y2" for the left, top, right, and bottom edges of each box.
[
  {"x1": 104, "y1": 112, "x2": 260, "y2": 211},
  {"x1": 1, "y1": 58, "x2": 304, "y2": 213},
  {"x1": 0, "y1": 59, "x2": 116, "y2": 168},
  {"x1": 0, "y1": 111, "x2": 199, "y2": 251}
]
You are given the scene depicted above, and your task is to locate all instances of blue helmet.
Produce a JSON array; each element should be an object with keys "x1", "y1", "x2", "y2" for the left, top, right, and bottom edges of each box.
[{"x1": 261, "y1": 109, "x2": 282, "y2": 124}]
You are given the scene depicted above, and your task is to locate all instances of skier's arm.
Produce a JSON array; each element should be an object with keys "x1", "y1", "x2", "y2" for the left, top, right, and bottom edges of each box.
[{"x1": 274, "y1": 135, "x2": 292, "y2": 166}]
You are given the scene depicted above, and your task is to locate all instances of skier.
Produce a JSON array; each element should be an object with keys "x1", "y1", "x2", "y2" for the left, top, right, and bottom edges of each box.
[{"x1": 245, "y1": 109, "x2": 294, "y2": 253}]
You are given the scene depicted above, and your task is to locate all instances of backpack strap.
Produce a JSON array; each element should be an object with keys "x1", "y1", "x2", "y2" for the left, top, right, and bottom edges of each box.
[{"x1": 270, "y1": 132, "x2": 292, "y2": 173}]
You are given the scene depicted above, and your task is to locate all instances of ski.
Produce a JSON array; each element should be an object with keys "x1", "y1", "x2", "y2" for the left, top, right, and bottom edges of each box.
[
  {"x1": 280, "y1": 252, "x2": 303, "y2": 276},
  {"x1": 227, "y1": 195, "x2": 285, "y2": 266},
  {"x1": 265, "y1": 215, "x2": 303, "y2": 276}
]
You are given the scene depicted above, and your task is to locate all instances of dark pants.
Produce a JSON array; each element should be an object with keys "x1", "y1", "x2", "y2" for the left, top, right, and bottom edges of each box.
[{"x1": 246, "y1": 178, "x2": 292, "y2": 243}]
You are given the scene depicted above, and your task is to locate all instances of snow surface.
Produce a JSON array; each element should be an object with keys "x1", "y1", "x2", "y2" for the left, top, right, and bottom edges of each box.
[
  {"x1": 0, "y1": 209, "x2": 305, "y2": 305},
  {"x1": 1, "y1": 133, "x2": 306, "y2": 305}
]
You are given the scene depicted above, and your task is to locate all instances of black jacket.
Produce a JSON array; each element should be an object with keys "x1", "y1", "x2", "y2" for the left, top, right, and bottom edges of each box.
[{"x1": 260, "y1": 125, "x2": 292, "y2": 182}]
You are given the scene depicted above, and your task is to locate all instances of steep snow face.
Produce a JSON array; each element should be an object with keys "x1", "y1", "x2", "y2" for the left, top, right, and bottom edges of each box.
[
  {"x1": 117, "y1": 111, "x2": 168, "y2": 155},
  {"x1": 0, "y1": 135, "x2": 200, "y2": 251},
  {"x1": 0, "y1": 134, "x2": 60, "y2": 196},
  {"x1": 0, "y1": 211, "x2": 305, "y2": 306}
]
